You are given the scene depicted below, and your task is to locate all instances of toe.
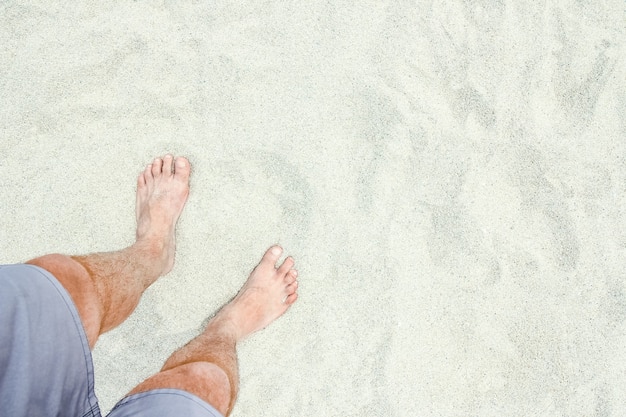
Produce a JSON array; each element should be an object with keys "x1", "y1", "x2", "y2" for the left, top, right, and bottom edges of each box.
[
  {"x1": 286, "y1": 280, "x2": 298, "y2": 294},
  {"x1": 284, "y1": 270, "x2": 297, "y2": 285},
  {"x1": 284, "y1": 292, "x2": 298, "y2": 306},
  {"x1": 278, "y1": 256, "x2": 295, "y2": 276},
  {"x1": 174, "y1": 157, "x2": 191, "y2": 181},
  {"x1": 144, "y1": 164, "x2": 154, "y2": 184},
  {"x1": 137, "y1": 171, "x2": 146, "y2": 188},
  {"x1": 261, "y1": 245, "x2": 283, "y2": 268},
  {"x1": 151, "y1": 158, "x2": 163, "y2": 176},
  {"x1": 162, "y1": 154, "x2": 174, "y2": 177}
]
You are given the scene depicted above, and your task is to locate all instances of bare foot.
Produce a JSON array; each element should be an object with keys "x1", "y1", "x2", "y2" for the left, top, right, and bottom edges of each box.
[
  {"x1": 210, "y1": 246, "x2": 299, "y2": 341},
  {"x1": 135, "y1": 154, "x2": 191, "y2": 275}
]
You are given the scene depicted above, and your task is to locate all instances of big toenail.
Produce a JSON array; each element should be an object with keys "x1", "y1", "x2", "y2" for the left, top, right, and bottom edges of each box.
[{"x1": 271, "y1": 247, "x2": 281, "y2": 256}]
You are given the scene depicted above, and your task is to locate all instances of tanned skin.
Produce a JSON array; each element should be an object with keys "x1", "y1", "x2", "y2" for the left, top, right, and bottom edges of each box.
[{"x1": 27, "y1": 155, "x2": 299, "y2": 416}]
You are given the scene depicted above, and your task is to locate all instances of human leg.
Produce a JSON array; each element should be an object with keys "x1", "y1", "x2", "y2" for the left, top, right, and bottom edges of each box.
[
  {"x1": 121, "y1": 246, "x2": 299, "y2": 417},
  {"x1": 26, "y1": 154, "x2": 190, "y2": 348}
]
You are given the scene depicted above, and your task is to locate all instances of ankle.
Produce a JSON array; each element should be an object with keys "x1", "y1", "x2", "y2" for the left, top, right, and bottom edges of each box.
[
  {"x1": 204, "y1": 313, "x2": 241, "y2": 343},
  {"x1": 136, "y1": 235, "x2": 171, "y2": 259}
]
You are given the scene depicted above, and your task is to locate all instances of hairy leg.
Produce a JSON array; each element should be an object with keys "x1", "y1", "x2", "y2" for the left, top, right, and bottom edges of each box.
[
  {"x1": 128, "y1": 245, "x2": 299, "y2": 416},
  {"x1": 27, "y1": 155, "x2": 190, "y2": 348}
]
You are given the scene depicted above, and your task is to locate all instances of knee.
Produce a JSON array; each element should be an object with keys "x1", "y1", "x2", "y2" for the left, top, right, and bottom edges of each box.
[
  {"x1": 26, "y1": 253, "x2": 102, "y2": 347},
  {"x1": 130, "y1": 362, "x2": 232, "y2": 416},
  {"x1": 183, "y1": 362, "x2": 232, "y2": 415},
  {"x1": 26, "y1": 254, "x2": 95, "y2": 302},
  {"x1": 27, "y1": 254, "x2": 87, "y2": 282},
  {"x1": 27, "y1": 253, "x2": 70, "y2": 269}
]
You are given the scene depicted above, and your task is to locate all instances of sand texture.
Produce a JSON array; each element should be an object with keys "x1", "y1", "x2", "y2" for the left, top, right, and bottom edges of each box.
[{"x1": 1, "y1": 1, "x2": 626, "y2": 415}]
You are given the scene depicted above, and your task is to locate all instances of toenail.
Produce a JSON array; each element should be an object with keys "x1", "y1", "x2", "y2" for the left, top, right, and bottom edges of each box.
[{"x1": 271, "y1": 246, "x2": 281, "y2": 256}]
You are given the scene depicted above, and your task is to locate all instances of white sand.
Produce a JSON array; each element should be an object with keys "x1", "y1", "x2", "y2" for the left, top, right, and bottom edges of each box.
[{"x1": 2, "y1": 1, "x2": 626, "y2": 415}]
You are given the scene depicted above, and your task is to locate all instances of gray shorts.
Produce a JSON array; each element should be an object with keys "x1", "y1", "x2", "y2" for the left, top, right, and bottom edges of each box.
[{"x1": 0, "y1": 264, "x2": 223, "y2": 417}]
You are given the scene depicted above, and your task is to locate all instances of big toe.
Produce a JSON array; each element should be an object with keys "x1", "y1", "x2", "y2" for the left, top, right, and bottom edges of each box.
[
  {"x1": 260, "y1": 245, "x2": 283, "y2": 268},
  {"x1": 174, "y1": 157, "x2": 191, "y2": 182}
]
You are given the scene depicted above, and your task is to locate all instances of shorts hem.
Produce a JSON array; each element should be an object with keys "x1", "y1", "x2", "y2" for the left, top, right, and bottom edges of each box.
[{"x1": 108, "y1": 389, "x2": 223, "y2": 417}]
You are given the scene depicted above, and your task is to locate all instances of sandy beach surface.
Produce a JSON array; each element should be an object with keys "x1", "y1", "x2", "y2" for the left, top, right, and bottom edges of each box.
[{"x1": 1, "y1": 1, "x2": 626, "y2": 415}]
